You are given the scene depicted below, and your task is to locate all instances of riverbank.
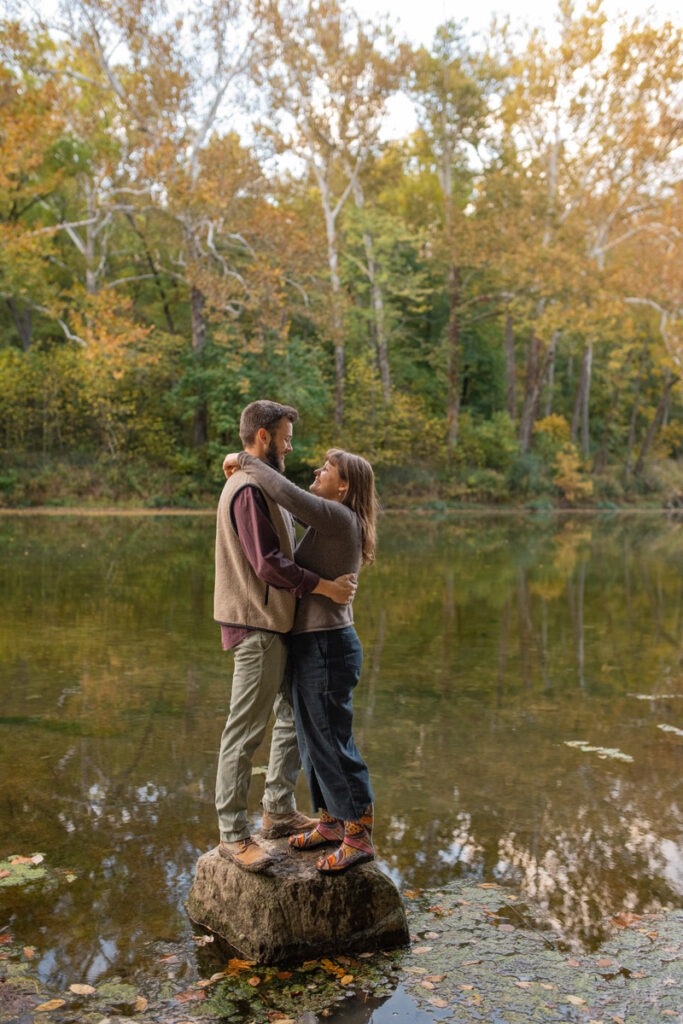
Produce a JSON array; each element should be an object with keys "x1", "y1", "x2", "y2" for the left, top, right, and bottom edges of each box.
[
  {"x1": 1, "y1": 454, "x2": 681, "y2": 514},
  {"x1": 1, "y1": 876, "x2": 680, "y2": 1023}
]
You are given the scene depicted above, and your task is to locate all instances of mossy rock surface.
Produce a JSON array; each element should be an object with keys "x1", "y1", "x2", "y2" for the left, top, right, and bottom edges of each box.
[{"x1": 187, "y1": 841, "x2": 409, "y2": 963}]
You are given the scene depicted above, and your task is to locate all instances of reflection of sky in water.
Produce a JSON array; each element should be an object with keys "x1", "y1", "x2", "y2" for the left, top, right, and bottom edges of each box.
[
  {"x1": 1, "y1": 513, "x2": 681, "y2": 983},
  {"x1": 661, "y1": 839, "x2": 683, "y2": 890}
]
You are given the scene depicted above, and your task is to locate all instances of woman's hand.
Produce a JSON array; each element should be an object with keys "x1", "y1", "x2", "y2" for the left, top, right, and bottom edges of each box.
[
  {"x1": 223, "y1": 452, "x2": 240, "y2": 479},
  {"x1": 313, "y1": 573, "x2": 358, "y2": 605}
]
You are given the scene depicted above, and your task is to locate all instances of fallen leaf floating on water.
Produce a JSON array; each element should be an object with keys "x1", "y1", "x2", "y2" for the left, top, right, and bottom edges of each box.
[
  {"x1": 0, "y1": 934, "x2": 12, "y2": 944},
  {"x1": 276, "y1": 971, "x2": 293, "y2": 980},
  {"x1": 420, "y1": 981, "x2": 435, "y2": 990},
  {"x1": 477, "y1": 883, "x2": 500, "y2": 889},
  {"x1": 628, "y1": 693, "x2": 681, "y2": 700},
  {"x1": 0, "y1": 870, "x2": 11, "y2": 879},
  {"x1": 248, "y1": 977, "x2": 261, "y2": 987},
  {"x1": 23, "y1": 947, "x2": 35, "y2": 959},
  {"x1": 498, "y1": 924, "x2": 515, "y2": 932},
  {"x1": 10, "y1": 854, "x2": 44, "y2": 866},
  {"x1": 35, "y1": 1000, "x2": 66, "y2": 1012},
  {"x1": 175, "y1": 988, "x2": 206, "y2": 1003},
  {"x1": 340, "y1": 975, "x2": 354, "y2": 986},
  {"x1": 68, "y1": 984, "x2": 95, "y2": 995},
  {"x1": 424, "y1": 932, "x2": 440, "y2": 939},
  {"x1": 428, "y1": 997, "x2": 449, "y2": 1008},
  {"x1": 596, "y1": 958, "x2": 613, "y2": 968},
  {"x1": 423, "y1": 974, "x2": 446, "y2": 982},
  {"x1": 159, "y1": 954, "x2": 178, "y2": 964},
  {"x1": 412, "y1": 946, "x2": 433, "y2": 954},
  {"x1": 567, "y1": 995, "x2": 586, "y2": 1006},
  {"x1": 403, "y1": 890, "x2": 422, "y2": 898},
  {"x1": 564, "y1": 741, "x2": 633, "y2": 762},
  {"x1": 135, "y1": 996, "x2": 148, "y2": 1011},
  {"x1": 568, "y1": 957, "x2": 581, "y2": 967}
]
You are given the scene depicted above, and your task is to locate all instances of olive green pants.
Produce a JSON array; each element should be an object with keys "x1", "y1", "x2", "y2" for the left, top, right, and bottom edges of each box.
[{"x1": 215, "y1": 631, "x2": 300, "y2": 843}]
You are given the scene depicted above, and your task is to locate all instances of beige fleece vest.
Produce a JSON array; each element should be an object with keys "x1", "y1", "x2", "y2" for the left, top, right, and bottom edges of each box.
[{"x1": 214, "y1": 467, "x2": 297, "y2": 633}]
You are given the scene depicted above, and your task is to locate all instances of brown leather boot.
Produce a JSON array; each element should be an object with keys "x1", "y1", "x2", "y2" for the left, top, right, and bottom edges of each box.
[
  {"x1": 260, "y1": 808, "x2": 320, "y2": 839},
  {"x1": 218, "y1": 837, "x2": 273, "y2": 872}
]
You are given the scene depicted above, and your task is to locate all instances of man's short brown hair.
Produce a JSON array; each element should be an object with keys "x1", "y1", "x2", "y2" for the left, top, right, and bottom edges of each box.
[{"x1": 239, "y1": 400, "x2": 299, "y2": 446}]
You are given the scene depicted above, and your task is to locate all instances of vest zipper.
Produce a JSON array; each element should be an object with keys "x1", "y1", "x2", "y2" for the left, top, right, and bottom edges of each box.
[{"x1": 264, "y1": 584, "x2": 269, "y2": 606}]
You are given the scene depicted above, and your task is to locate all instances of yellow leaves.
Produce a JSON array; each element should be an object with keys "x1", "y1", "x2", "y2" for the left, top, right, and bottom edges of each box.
[
  {"x1": 68, "y1": 984, "x2": 95, "y2": 995},
  {"x1": 553, "y1": 443, "x2": 594, "y2": 505},
  {"x1": 35, "y1": 1000, "x2": 66, "y2": 1012}
]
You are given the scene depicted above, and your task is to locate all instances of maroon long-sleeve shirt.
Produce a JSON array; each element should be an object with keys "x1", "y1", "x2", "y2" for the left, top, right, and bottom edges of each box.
[{"x1": 220, "y1": 485, "x2": 319, "y2": 650}]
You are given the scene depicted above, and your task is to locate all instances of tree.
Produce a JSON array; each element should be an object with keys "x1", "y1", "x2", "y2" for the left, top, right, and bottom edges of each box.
[
  {"x1": 411, "y1": 20, "x2": 502, "y2": 447},
  {"x1": 261, "y1": 0, "x2": 403, "y2": 428}
]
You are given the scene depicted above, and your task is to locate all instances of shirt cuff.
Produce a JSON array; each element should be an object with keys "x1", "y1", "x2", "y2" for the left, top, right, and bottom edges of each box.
[{"x1": 296, "y1": 567, "x2": 320, "y2": 598}]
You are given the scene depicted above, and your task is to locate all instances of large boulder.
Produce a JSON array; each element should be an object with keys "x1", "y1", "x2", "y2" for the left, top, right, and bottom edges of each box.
[{"x1": 187, "y1": 838, "x2": 409, "y2": 963}]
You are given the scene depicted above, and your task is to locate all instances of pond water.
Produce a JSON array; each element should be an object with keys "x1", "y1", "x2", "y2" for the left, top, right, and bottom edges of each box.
[{"x1": 0, "y1": 512, "x2": 681, "y2": 999}]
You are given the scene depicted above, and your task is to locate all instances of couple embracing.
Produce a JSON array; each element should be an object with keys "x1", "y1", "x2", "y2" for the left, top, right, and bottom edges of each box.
[{"x1": 213, "y1": 400, "x2": 377, "y2": 876}]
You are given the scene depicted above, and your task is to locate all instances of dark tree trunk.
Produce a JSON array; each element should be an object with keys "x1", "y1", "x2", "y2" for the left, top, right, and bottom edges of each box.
[
  {"x1": 190, "y1": 285, "x2": 208, "y2": 447},
  {"x1": 581, "y1": 341, "x2": 592, "y2": 456},
  {"x1": 125, "y1": 213, "x2": 177, "y2": 335},
  {"x1": 543, "y1": 330, "x2": 558, "y2": 417},
  {"x1": 571, "y1": 342, "x2": 592, "y2": 449},
  {"x1": 446, "y1": 263, "x2": 461, "y2": 447},
  {"x1": 7, "y1": 299, "x2": 32, "y2": 351},
  {"x1": 505, "y1": 310, "x2": 516, "y2": 422},
  {"x1": 634, "y1": 373, "x2": 679, "y2": 476}
]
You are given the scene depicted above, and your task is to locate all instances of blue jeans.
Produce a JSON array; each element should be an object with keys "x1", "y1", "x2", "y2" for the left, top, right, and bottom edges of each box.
[{"x1": 290, "y1": 626, "x2": 374, "y2": 822}]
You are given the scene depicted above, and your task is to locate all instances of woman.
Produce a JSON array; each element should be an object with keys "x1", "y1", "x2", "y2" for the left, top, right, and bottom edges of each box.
[{"x1": 223, "y1": 447, "x2": 377, "y2": 873}]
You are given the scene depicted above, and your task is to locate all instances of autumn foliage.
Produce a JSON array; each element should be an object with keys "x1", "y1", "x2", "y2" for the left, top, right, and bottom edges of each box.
[{"x1": 0, "y1": 0, "x2": 680, "y2": 507}]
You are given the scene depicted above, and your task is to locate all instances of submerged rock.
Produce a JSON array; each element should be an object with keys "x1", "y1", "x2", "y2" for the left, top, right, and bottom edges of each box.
[{"x1": 187, "y1": 839, "x2": 409, "y2": 963}]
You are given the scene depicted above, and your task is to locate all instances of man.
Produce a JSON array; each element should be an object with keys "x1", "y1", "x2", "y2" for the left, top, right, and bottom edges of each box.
[{"x1": 214, "y1": 399, "x2": 355, "y2": 872}]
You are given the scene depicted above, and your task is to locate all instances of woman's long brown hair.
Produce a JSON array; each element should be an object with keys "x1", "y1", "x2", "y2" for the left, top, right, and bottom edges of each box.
[{"x1": 326, "y1": 449, "x2": 378, "y2": 566}]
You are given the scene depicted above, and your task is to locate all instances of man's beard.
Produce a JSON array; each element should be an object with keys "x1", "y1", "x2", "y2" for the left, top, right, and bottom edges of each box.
[{"x1": 265, "y1": 439, "x2": 285, "y2": 473}]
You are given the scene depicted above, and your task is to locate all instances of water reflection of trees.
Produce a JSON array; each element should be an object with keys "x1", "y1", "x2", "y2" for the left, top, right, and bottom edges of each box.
[
  {"x1": 0, "y1": 513, "x2": 681, "y2": 976},
  {"x1": 358, "y1": 514, "x2": 683, "y2": 948}
]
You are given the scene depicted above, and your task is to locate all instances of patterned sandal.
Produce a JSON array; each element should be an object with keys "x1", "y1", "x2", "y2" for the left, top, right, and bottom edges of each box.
[
  {"x1": 289, "y1": 809, "x2": 343, "y2": 850},
  {"x1": 316, "y1": 808, "x2": 375, "y2": 873}
]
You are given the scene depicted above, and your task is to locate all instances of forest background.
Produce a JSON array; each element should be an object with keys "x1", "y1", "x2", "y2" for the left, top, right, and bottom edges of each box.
[{"x1": 0, "y1": 0, "x2": 681, "y2": 510}]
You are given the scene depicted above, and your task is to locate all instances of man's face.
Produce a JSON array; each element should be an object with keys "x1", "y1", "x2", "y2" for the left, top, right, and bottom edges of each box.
[{"x1": 265, "y1": 418, "x2": 293, "y2": 473}]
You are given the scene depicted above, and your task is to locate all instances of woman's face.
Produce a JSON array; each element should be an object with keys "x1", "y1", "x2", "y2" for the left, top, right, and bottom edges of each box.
[{"x1": 310, "y1": 459, "x2": 348, "y2": 503}]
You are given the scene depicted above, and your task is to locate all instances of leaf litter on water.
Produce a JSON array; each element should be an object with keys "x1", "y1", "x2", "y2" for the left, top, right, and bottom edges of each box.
[
  {"x1": 564, "y1": 740, "x2": 633, "y2": 762},
  {"x1": 657, "y1": 724, "x2": 683, "y2": 737}
]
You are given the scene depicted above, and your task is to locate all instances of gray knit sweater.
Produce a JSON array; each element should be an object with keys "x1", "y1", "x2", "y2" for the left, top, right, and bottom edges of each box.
[{"x1": 237, "y1": 453, "x2": 362, "y2": 635}]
